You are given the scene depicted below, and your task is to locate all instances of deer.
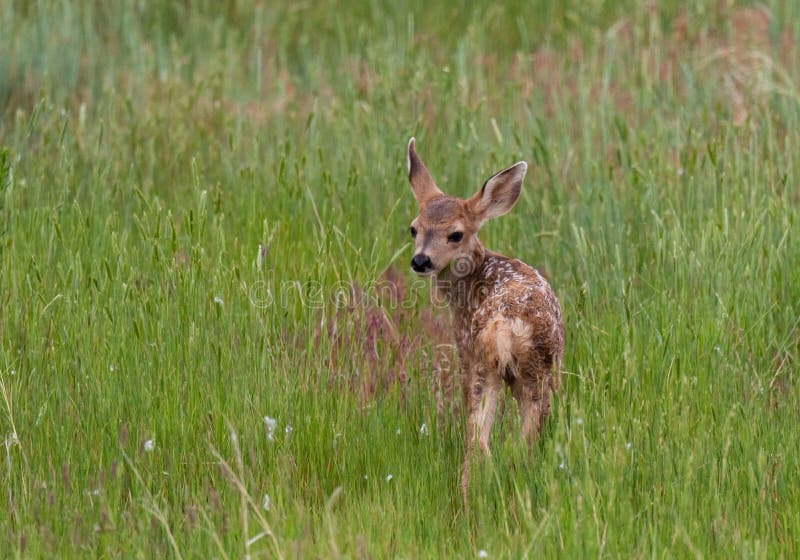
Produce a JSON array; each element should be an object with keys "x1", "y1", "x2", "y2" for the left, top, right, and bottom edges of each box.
[{"x1": 405, "y1": 137, "x2": 564, "y2": 503}]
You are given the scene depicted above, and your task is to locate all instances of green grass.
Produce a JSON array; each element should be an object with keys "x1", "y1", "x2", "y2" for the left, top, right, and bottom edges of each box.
[{"x1": 1, "y1": 0, "x2": 800, "y2": 557}]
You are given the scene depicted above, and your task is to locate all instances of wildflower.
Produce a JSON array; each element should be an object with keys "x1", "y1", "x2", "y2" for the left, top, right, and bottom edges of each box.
[
  {"x1": 264, "y1": 416, "x2": 277, "y2": 441},
  {"x1": 575, "y1": 417, "x2": 583, "y2": 425},
  {"x1": 213, "y1": 296, "x2": 224, "y2": 307},
  {"x1": 386, "y1": 474, "x2": 393, "y2": 482},
  {"x1": 419, "y1": 423, "x2": 429, "y2": 436},
  {"x1": 625, "y1": 442, "x2": 632, "y2": 450},
  {"x1": 395, "y1": 428, "x2": 401, "y2": 436},
  {"x1": 262, "y1": 493, "x2": 271, "y2": 511},
  {"x1": 144, "y1": 439, "x2": 155, "y2": 452},
  {"x1": 558, "y1": 462, "x2": 566, "y2": 471},
  {"x1": 284, "y1": 424, "x2": 293, "y2": 437},
  {"x1": 478, "y1": 550, "x2": 489, "y2": 558}
]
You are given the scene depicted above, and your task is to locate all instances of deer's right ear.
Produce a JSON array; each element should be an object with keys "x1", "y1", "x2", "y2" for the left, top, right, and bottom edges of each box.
[
  {"x1": 407, "y1": 137, "x2": 443, "y2": 207},
  {"x1": 467, "y1": 161, "x2": 527, "y2": 227}
]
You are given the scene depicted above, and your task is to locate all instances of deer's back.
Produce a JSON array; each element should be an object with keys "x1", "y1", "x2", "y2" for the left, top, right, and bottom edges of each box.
[{"x1": 456, "y1": 253, "x2": 564, "y2": 389}]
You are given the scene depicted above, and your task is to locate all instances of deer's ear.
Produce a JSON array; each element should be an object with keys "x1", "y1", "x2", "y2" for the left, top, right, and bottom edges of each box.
[
  {"x1": 467, "y1": 161, "x2": 527, "y2": 226},
  {"x1": 407, "y1": 137, "x2": 443, "y2": 207}
]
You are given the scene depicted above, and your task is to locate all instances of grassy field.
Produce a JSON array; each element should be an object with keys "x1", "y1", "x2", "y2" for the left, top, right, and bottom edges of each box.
[{"x1": 2, "y1": 0, "x2": 800, "y2": 557}]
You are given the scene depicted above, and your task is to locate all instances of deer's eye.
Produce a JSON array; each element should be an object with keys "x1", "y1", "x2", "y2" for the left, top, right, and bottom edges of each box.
[
  {"x1": 448, "y1": 232, "x2": 464, "y2": 243},
  {"x1": 410, "y1": 227, "x2": 417, "y2": 239}
]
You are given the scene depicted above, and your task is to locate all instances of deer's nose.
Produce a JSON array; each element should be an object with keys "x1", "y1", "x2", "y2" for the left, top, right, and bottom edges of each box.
[{"x1": 411, "y1": 254, "x2": 433, "y2": 272}]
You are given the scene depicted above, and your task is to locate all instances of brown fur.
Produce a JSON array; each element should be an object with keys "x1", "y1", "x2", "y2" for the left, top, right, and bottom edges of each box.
[{"x1": 406, "y1": 138, "x2": 564, "y2": 504}]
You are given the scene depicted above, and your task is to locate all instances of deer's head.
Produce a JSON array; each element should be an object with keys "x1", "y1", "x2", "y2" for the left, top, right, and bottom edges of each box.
[{"x1": 406, "y1": 137, "x2": 528, "y2": 276}]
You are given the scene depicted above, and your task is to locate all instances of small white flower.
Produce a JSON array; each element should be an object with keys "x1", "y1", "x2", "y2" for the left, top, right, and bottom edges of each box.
[
  {"x1": 385, "y1": 474, "x2": 393, "y2": 482},
  {"x1": 144, "y1": 439, "x2": 155, "y2": 452},
  {"x1": 264, "y1": 416, "x2": 277, "y2": 441},
  {"x1": 262, "y1": 493, "x2": 271, "y2": 511},
  {"x1": 108, "y1": 364, "x2": 115, "y2": 372},
  {"x1": 625, "y1": 442, "x2": 632, "y2": 450},
  {"x1": 478, "y1": 550, "x2": 489, "y2": 558},
  {"x1": 419, "y1": 423, "x2": 429, "y2": 436},
  {"x1": 395, "y1": 428, "x2": 401, "y2": 436},
  {"x1": 363, "y1": 474, "x2": 368, "y2": 480},
  {"x1": 10, "y1": 369, "x2": 16, "y2": 376},
  {"x1": 284, "y1": 424, "x2": 293, "y2": 437},
  {"x1": 576, "y1": 417, "x2": 583, "y2": 425},
  {"x1": 559, "y1": 462, "x2": 566, "y2": 471},
  {"x1": 213, "y1": 296, "x2": 224, "y2": 307}
]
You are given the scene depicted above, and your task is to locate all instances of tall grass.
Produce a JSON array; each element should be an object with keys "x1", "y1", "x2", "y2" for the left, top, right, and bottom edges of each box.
[{"x1": 1, "y1": 0, "x2": 799, "y2": 557}]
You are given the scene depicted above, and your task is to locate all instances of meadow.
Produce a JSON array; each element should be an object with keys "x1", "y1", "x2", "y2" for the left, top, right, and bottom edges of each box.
[{"x1": 1, "y1": 0, "x2": 800, "y2": 557}]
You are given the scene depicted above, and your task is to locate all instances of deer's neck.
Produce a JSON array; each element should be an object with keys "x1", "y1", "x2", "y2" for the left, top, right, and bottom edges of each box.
[{"x1": 433, "y1": 242, "x2": 490, "y2": 319}]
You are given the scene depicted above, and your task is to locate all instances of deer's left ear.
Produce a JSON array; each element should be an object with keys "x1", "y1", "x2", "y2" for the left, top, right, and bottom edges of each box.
[
  {"x1": 407, "y1": 137, "x2": 443, "y2": 207},
  {"x1": 467, "y1": 161, "x2": 527, "y2": 226}
]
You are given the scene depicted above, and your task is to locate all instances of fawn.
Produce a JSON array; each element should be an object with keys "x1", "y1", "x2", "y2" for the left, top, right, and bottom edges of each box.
[{"x1": 406, "y1": 138, "x2": 564, "y2": 501}]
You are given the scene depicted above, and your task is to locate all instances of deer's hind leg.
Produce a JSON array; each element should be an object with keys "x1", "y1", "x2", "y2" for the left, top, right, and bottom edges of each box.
[
  {"x1": 461, "y1": 354, "x2": 501, "y2": 505},
  {"x1": 514, "y1": 386, "x2": 550, "y2": 443},
  {"x1": 469, "y1": 364, "x2": 501, "y2": 455},
  {"x1": 510, "y1": 351, "x2": 553, "y2": 445}
]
